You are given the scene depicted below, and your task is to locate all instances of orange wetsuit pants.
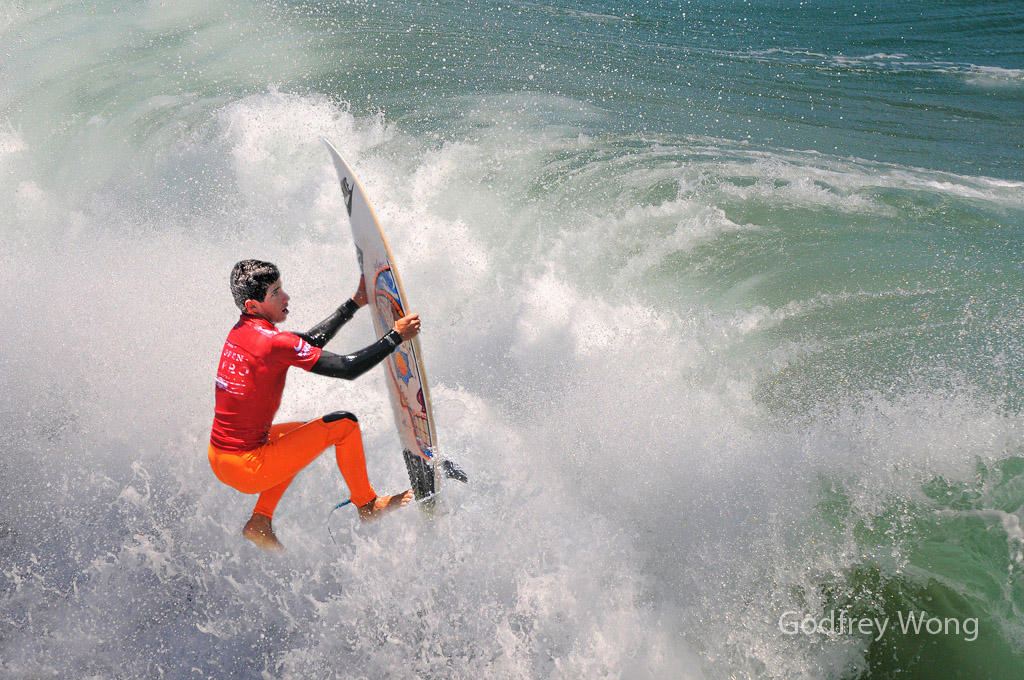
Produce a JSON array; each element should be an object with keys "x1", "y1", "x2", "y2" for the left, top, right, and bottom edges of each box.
[{"x1": 207, "y1": 412, "x2": 376, "y2": 518}]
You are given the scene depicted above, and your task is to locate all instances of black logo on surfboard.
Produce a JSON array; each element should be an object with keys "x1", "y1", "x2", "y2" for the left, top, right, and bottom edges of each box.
[{"x1": 341, "y1": 178, "x2": 354, "y2": 216}]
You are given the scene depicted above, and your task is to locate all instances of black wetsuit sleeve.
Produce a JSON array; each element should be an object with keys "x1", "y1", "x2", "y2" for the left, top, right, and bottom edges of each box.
[
  {"x1": 295, "y1": 299, "x2": 360, "y2": 349},
  {"x1": 309, "y1": 330, "x2": 403, "y2": 380}
]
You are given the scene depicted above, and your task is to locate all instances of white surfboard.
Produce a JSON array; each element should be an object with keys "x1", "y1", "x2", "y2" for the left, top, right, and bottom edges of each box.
[{"x1": 324, "y1": 140, "x2": 466, "y2": 503}]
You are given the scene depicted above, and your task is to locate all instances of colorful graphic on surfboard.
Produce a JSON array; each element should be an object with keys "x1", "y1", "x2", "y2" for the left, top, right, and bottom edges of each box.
[{"x1": 324, "y1": 139, "x2": 467, "y2": 503}]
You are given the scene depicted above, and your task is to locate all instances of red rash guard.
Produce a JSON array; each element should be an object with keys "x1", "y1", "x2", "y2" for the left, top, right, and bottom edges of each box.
[{"x1": 210, "y1": 314, "x2": 322, "y2": 452}]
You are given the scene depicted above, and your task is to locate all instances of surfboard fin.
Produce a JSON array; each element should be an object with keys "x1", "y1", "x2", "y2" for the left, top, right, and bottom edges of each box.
[
  {"x1": 402, "y1": 450, "x2": 468, "y2": 503},
  {"x1": 442, "y1": 459, "x2": 468, "y2": 483}
]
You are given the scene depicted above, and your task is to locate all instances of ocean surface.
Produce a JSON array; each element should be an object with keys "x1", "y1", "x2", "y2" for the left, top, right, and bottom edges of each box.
[{"x1": 2, "y1": 1, "x2": 1023, "y2": 678}]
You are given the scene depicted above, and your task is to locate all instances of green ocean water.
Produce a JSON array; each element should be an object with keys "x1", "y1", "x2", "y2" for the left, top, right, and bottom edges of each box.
[{"x1": 1, "y1": 1, "x2": 1022, "y2": 678}]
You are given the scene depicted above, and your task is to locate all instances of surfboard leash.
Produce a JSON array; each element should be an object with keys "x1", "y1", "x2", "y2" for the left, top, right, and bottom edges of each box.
[{"x1": 326, "y1": 498, "x2": 352, "y2": 548}]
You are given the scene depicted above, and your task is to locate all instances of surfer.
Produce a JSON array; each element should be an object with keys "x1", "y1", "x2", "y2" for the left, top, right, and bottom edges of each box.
[{"x1": 208, "y1": 259, "x2": 420, "y2": 552}]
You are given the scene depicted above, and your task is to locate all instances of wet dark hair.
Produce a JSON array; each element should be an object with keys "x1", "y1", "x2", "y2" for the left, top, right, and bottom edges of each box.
[{"x1": 230, "y1": 260, "x2": 280, "y2": 312}]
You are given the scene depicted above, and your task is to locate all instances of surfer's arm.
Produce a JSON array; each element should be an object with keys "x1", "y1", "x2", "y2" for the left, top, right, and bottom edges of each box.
[
  {"x1": 308, "y1": 312, "x2": 420, "y2": 380},
  {"x1": 296, "y1": 299, "x2": 360, "y2": 349},
  {"x1": 309, "y1": 331, "x2": 403, "y2": 380}
]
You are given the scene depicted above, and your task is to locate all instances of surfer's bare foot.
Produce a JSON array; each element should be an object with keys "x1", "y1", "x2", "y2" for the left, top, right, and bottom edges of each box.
[
  {"x1": 357, "y1": 490, "x2": 414, "y2": 523},
  {"x1": 242, "y1": 513, "x2": 285, "y2": 552}
]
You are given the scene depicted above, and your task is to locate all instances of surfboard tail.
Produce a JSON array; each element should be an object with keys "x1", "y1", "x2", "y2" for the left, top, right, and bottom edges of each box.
[
  {"x1": 403, "y1": 449, "x2": 438, "y2": 500},
  {"x1": 402, "y1": 450, "x2": 468, "y2": 501}
]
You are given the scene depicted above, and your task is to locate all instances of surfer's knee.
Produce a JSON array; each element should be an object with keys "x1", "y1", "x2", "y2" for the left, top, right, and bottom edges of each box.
[{"x1": 322, "y1": 411, "x2": 358, "y2": 424}]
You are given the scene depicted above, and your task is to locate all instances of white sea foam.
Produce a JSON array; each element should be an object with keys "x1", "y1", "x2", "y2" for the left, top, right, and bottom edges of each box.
[
  {"x1": 963, "y1": 65, "x2": 1024, "y2": 87},
  {"x1": 0, "y1": 123, "x2": 25, "y2": 162},
  {"x1": 741, "y1": 47, "x2": 1024, "y2": 89},
  {"x1": 704, "y1": 143, "x2": 1024, "y2": 210},
  {"x1": 1, "y1": 89, "x2": 711, "y2": 678}
]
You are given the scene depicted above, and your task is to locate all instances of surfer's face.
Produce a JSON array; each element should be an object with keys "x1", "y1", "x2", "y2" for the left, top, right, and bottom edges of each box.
[{"x1": 246, "y1": 278, "x2": 290, "y2": 324}]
